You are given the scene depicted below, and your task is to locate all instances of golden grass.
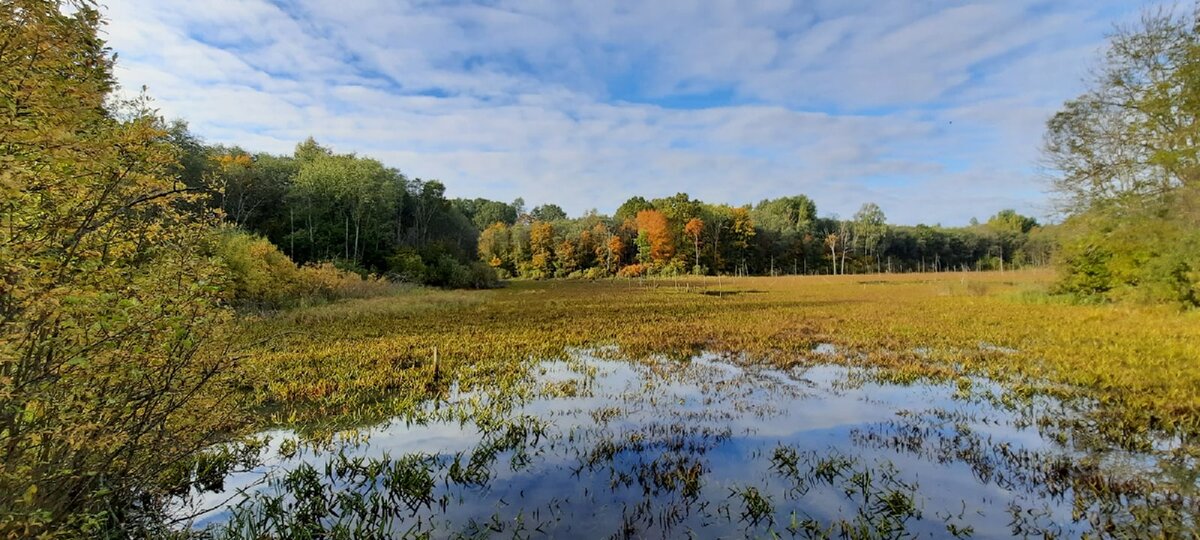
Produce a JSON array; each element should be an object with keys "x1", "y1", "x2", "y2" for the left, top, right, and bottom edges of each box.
[{"x1": 236, "y1": 270, "x2": 1200, "y2": 447}]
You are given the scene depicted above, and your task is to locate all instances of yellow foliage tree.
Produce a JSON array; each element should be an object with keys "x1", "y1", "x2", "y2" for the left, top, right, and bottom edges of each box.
[
  {"x1": 0, "y1": 1, "x2": 244, "y2": 535},
  {"x1": 529, "y1": 220, "x2": 556, "y2": 277}
]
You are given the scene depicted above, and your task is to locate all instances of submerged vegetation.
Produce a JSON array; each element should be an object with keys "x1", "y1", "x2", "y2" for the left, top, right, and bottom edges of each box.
[
  {"x1": 196, "y1": 340, "x2": 1199, "y2": 538},
  {"x1": 238, "y1": 272, "x2": 1200, "y2": 443}
]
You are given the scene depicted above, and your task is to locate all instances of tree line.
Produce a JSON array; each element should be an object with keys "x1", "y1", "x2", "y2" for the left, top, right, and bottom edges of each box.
[
  {"x1": 476, "y1": 194, "x2": 1052, "y2": 279},
  {"x1": 168, "y1": 129, "x2": 498, "y2": 289},
  {"x1": 169, "y1": 126, "x2": 1054, "y2": 285},
  {"x1": 171, "y1": 5, "x2": 1200, "y2": 306}
]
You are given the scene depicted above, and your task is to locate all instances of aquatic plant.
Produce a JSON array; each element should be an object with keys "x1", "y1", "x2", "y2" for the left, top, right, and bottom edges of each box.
[{"x1": 201, "y1": 271, "x2": 1200, "y2": 537}]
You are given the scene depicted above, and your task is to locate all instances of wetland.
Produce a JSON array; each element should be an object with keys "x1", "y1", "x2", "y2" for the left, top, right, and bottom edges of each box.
[{"x1": 184, "y1": 272, "x2": 1199, "y2": 538}]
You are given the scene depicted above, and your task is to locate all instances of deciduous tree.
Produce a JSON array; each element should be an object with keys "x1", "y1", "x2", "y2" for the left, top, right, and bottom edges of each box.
[
  {"x1": 684, "y1": 217, "x2": 705, "y2": 270},
  {"x1": 635, "y1": 209, "x2": 675, "y2": 264},
  {"x1": 0, "y1": 1, "x2": 243, "y2": 534}
]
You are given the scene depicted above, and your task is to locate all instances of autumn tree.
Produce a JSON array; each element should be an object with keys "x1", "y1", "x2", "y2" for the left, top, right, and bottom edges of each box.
[
  {"x1": 0, "y1": 1, "x2": 244, "y2": 534},
  {"x1": 729, "y1": 206, "x2": 756, "y2": 274},
  {"x1": 606, "y1": 234, "x2": 625, "y2": 272},
  {"x1": 478, "y1": 222, "x2": 513, "y2": 271},
  {"x1": 684, "y1": 217, "x2": 705, "y2": 271},
  {"x1": 471, "y1": 196, "x2": 1043, "y2": 278},
  {"x1": 555, "y1": 237, "x2": 580, "y2": 276},
  {"x1": 635, "y1": 209, "x2": 675, "y2": 264},
  {"x1": 529, "y1": 220, "x2": 556, "y2": 278}
]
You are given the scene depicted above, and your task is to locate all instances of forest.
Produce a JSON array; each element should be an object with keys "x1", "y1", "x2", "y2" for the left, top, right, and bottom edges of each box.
[
  {"x1": 182, "y1": 128, "x2": 1053, "y2": 293},
  {"x1": 2, "y1": 0, "x2": 1198, "y2": 538}
]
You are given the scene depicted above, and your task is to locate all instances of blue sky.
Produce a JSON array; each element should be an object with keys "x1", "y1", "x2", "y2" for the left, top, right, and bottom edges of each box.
[{"x1": 103, "y1": 0, "x2": 1151, "y2": 225}]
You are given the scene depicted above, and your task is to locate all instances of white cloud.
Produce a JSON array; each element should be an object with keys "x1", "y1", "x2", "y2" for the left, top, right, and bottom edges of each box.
[{"x1": 102, "y1": 0, "x2": 1147, "y2": 225}]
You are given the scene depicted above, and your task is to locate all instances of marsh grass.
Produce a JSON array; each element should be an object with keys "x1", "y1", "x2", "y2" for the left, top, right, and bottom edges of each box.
[
  {"x1": 237, "y1": 270, "x2": 1200, "y2": 450},
  {"x1": 193, "y1": 270, "x2": 1200, "y2": 536}
]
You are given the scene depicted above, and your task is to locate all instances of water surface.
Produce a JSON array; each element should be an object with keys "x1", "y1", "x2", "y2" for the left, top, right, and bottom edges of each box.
[{"x1": 186, "y1": 352, "x2": 1190, "y2": 538}]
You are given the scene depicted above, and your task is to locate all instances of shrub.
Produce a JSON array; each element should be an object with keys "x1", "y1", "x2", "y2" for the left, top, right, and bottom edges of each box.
[
  {"x1": 1, "y1": 3, "x2": 245, "y2": 534},
  {"x1": 583, "y1": 267, "x2": 611, "y2": 280},
  {"x1": 617, "y1": 264, "x2": 649, "y2": 278},
  {"x1": 658, "y1": 260, "x2": 688, "y2": 277},
  {"x1": 386, "y1": 250, "x2": 428, "y2": 284},
  {"x1": 465, "y1": 261, "x2": 502, "y2": 289},
  {"x1": 214, "y1": 228, "x2": 303, "y2": 306},
  {"x1": 1054, "y1": 206, "x2": 1200, "y2": 307},
  {"x1": 389, "y1": 248, "x2": 499, "y2": 289},
  {"x1": 217, "y1": 229, "x2": 398, "y2": 308},
  {"x1": 297, "y1": 262, "x2": 397, "y2": 302}
]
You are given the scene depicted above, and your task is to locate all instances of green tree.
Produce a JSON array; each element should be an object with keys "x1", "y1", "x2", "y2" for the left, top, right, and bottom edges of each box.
[
  {"x1": 1045, "y1": 7, "x2": 1200, "y2": 305},
  {"x1": 614, "y1": 196, "x2": 654, "y2": 223},
  {"x1": 854, "y1": 203, "x2": 887, "y2": 272},
  {"x1": 456, "y1": 198, "x2": 518, "y2": 230},
  {"x1": 293, "y1": 153, "x2": 399, "y2": 264},
  {"x1": 531, "y1": 203, "x2": 568, "y2": 222}
]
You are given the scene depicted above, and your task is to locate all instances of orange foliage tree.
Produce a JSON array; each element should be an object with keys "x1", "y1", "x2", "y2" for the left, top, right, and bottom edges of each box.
[
  {"x1": 606, "y1": 235, "x2": 625, "y2": 272},
  {"x1": 635, "y1": 209, "x2": 675, "y2": 264},
  {"x1": 684, "y1": 217, "x2": 705, "y2": 269}
]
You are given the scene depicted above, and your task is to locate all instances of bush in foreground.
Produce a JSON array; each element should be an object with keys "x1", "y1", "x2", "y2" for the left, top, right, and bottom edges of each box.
[{"x1": 1, "y1": 1, "x2": 245, "y2": 535}]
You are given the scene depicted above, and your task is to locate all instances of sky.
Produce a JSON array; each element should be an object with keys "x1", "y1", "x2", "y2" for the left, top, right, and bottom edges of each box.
[{"x1": 102, "y1": 0, "x2": 1151, "y2": 225}]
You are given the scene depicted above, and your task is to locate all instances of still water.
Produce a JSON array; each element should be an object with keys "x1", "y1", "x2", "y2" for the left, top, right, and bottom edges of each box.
[{"x1": 183, "y1": 351, "x2": 1187, "y2": 538}]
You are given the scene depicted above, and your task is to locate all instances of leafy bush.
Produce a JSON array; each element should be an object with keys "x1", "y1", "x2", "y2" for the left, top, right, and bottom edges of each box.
[
  {"x1": 656, "y1": 260, "x2": 688, "y2": 277},
  {"x1": 1054, "y1": 205, "x2": 1200, "y2": 307},
  {"x1": 0, "y1": 3, "x2": 245, "y2": 534},
  {"x1": 465, "y1": 261, "x2": 502, "y2": 289},
  {"x1": 387, "y1": 248, "x2": 499, "y2": 289},
  {"x1": 298, "y1": 262, "x2": 397, "y2": 302},
  {"x1": 216, "y1": 229, "x2": 397, "y2": 308},
  {"x1": 583, "y1": 267, "x2": 612, "y2": 280},
  {"x1": 617, "y1": 264, "x2": 649, "y2": 278},
  {"x1": 386, "y1": 250, "x2": 429, "y2": 284},
  {"x1": 214, "y1": 227, "x2": 304, "y2": 306}
]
